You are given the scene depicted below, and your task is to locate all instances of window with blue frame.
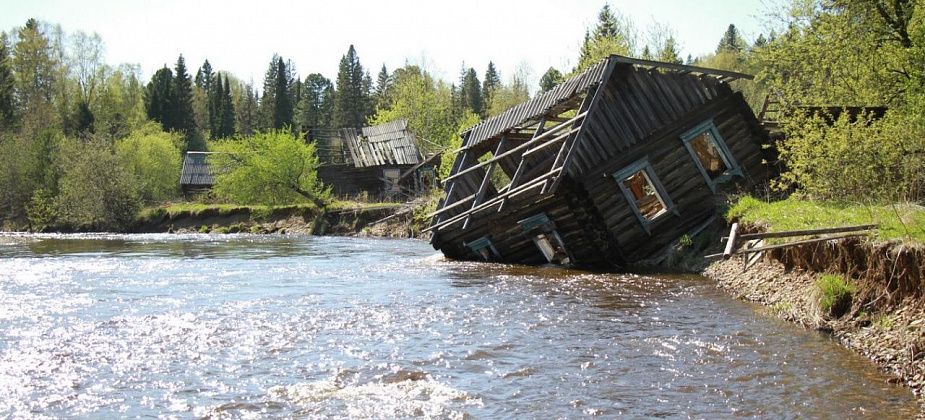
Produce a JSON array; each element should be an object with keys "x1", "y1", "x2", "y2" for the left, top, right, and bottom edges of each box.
[
  {"x1": 680, "y1": 120, "x2": 741, "y2": 191},
  {"x1": 613, "y1": 158, "x2": 675, "y2": 232}
]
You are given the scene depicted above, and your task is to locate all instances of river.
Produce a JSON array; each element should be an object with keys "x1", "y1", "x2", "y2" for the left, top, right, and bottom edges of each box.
[{"x1": 0, "y1": 233, "x2": 917, "y2": 418}]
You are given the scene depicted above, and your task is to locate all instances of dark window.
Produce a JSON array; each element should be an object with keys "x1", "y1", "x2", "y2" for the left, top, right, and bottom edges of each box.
[
  {"x1": 681, "y1": 120, "x2": 741, "y2": 191},
  {"x1": 612, "y1": 159, "x2": 675, "y2": 233}
]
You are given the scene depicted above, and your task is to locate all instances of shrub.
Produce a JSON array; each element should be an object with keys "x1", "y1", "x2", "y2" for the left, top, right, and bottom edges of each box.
[
  {"x1": 211, "y1": 130, "x2": 330, "y2": 207},
  {"x1": 116, "y1": 122, "x2": 183, "y2": 204},
  {"x1": 816, "y1": 274, "x2": 856, "y2": 317}
]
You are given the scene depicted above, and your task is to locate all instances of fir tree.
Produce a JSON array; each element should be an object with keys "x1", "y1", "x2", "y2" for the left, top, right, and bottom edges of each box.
[
  {"x1": 297, "y1": 73, "x2": 334, "y2": 131},
  {"x1": 641, "y1": 45, "x2": 652, "y2": 60},
  {"x1": 144, "y1": 66, "x2": 173, "y2": 126},
  {"x1": 375, "y1": 64, "x2": 390, "y2": 108},
  {"x1": 12, "y1": 18, "x2": 57, "y2": 113},
  {"x1": 73, "y1": 100, "x2": 94, "y2": 137},
  {"x1": 657, "y1": 36, "x2": 682, "y2": 64},
  {"x1": 258, "y1": 54, "x2": 280, "y2": 130},
  {"x1": 208, "y1": 73, "x2": 224, "y2": 138},
  {"x1": 716, "y1": 24, "x2": 742, "y2": 54},
  {"x1": 458, "y1": 67, "x2": 482, "y2": 115},
  {"x1": 333, "y1": 45, "x2": 371, "y2": 128},
  {"x1": 195, "y1": 59, "x2": 213, "y2": 91},
  {"x1": 594, "y1": 4, "x2": 619, "y2": 38},
  {"x1": 219, "y1": 75, "x2": 235, "y2": 137},
  {"x1": 0, "y1": 32, "x2": 16, "y2": 129},
  {"x1": 481, "y1": 61, "x2": 500, "y2": 115},
  {"x1": 272, "y1": 57, "x2": 293, "y2": 129},
  {"x1": 538, "y1": 67, "x2": 563, "y2": 92},
  {"x1": 237, "y1": 82, "x2": 257, "y2": 136},
  {"x1": 170, "y1": 54, "x2": 195, "y2": 135}
]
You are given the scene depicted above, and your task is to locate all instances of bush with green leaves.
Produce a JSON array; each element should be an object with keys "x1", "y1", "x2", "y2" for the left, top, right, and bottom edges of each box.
[
  {"x1": 116, "y1": 122, "x2": 183, "y2": 204},
  {"x1": 55, "y1": 138, "x2": 141, "y2": 231},
  {"x1": 776, "y1": 111, "x2": 925, "y2": 203},
  {"x1": 210, "y1": 130, "x2": 329, "y2": 207}
]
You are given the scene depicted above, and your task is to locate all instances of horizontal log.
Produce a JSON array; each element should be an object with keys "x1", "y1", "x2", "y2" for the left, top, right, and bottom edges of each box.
[{"x1": 720, "y1": 224, "x2": 877, "y2": 242}]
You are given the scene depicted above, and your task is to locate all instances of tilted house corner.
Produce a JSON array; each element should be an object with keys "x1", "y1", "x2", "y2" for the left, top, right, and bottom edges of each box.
[{"x1": 429, "y1": 55, "x2": 773, "y2": 268}]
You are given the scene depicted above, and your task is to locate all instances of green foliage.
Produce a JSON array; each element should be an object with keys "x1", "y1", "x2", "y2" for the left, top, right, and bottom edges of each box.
[
  {"x1": 333, "y1": 45, "x2": 372, "y2": 128},
  {"x1": 487, "y1": 65, "x2": 530, "y2": 117},
  {"x1": 272, "y1": 57, "x2": 293, "y2": 129},
  {"x1": 115, "y1": 122, "x2": 182, "y2": 203},
  {"x1": 576, "y1": 5, "x2": 636, "y2": 72},
  {"x1": 816, "y1": 273, "x2": 855, "y2": 317},
  {"x1": 727, "y1": 196, "x2": 925, "y2": 245},
  {"x1": 0, "y1": 32, "x2": 15, "y2": 130},
  {"x1": 457, "y1": 67, "x2": 483, "y2": 116},
  {"x1": 297, "y1": 73, "x2": 334, "y2": 130},
  {"x1": 438, "y1": 110, "x2": 481, "y2": 180},
  {"x1": 211, "y1": 130, "x2": 329, "y2": 206},
  {"x1": 55, "y1": 137, "x2": 140, "y2": 231},
  {"x1": 0, "y1": 129, "x2": 60, "y2": 220},
  {"x1": 538, "y1": 67, "x2": 563, "y2": 92},
  {"x1": 371, "y1": 65, "x2": 461, "y2": 154},
  {"x1": 26, "y1": 188, "x2": 56, "y2": 231},
  {"x1": 481, "y1": 61, "x2": 501, "y2": 112},
  {"x1": 775, "y1": 111, "x2": 924, "y2": 202}
]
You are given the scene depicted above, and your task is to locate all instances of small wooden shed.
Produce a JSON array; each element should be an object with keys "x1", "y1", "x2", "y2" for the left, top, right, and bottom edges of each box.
[
  {"x1": 428, "y1": 55, "x2": 772, "y2": 268},
  {"x1": 313, "y1": 119, "x2": 439, "y2": 199},
  {"x1": 179, "y1": 151, "x2": 217, "y2": 193}
]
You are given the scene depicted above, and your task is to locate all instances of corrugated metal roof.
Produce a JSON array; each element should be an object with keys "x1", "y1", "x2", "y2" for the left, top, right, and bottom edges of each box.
[
  {"x1": 462, "y1": 59, "x2": 609, "y2": 149},
  {"x1": 180, "y1": 152, "x2": 215, "y2": 186}
]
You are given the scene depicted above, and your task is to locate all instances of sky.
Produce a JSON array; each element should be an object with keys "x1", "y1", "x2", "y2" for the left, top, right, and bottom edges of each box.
[{"x1": 0, "y1": 0, "x2": 779, "y2": 90}]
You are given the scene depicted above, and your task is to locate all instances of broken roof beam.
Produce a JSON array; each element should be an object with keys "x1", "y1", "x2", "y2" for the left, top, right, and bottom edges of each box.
[{"x1": 442, "y1": 111, "x2": 587, "y2": 184}]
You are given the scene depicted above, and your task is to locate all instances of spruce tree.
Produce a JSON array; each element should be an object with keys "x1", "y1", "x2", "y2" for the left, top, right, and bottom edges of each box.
[
  {"x1": 641, "y1": 45, "x2": 652, "y2": 60},
  {"x1": 657, "y1": 36, "x2": 682, "y2": 64},
  {"x1": 144, "y1": 66, "x2": 173, "y2": 126},
  {"x1": 272, "y1": 57, "x2": 293, "y2": 129},
  {"x1": 208, "y1": 73, "x2": 223, "y2": 138},
  {"x1": 458, "y1": 67, "x2": 482, "y2": 115},
  {"x1": 481, "y1": 61, "x2": 500, "y2": 115},
  {"x1": 170, "y1": 54, "x2": 196, "y2": 135},
  {"x1": 716, "y1": 24, "x2": 742, "y2": 54},
  {"x1": 332, "y1": 45, "x2": 371, "y2": 128},
  {"x1": 538, "y1": 67, "x2": 563, "y2": 92},
  {"x1": 195, "y1": 59, "x2": 213, "y2": 91},
  {"x1": 0, "y1": 32, "x2": 16, "y2": 129},
  {"x1": 220, "y1": 76, "x2": 235, "y2": 137},
  {"x1": 297, "y1": 73, "x2": 334, "y2": 130},
  {"x1": 374, "y1": 64, "x2": 390, "y2": 109},
  {"x1": 258, "y1": 54, "x2": 280, "y2": 130},
  {"x1": 237, "y1": 82, "x2": 257, "y2": 136}
]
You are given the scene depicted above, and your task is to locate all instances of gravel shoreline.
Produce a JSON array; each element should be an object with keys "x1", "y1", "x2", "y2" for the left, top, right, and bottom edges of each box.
[{"x1": 705, "y1": 256, "x2": 925, "y2": 416}]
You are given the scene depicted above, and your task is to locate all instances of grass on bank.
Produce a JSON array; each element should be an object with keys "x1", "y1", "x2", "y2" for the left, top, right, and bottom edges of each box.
[
  {"x1": 137, "y1": 199, "x2": 404, "y2": 222},
  {"x1": 727, "y1": 196, "x2": 925, "y2": 245}
]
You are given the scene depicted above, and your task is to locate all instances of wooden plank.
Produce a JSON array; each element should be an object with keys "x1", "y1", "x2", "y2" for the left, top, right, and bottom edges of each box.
[
  {"x1": 720, "y1": 224, "x2": 878, "y2": 242},
  {"x1": 722, "y1": 223, "x2": 739, "y2": 259}
]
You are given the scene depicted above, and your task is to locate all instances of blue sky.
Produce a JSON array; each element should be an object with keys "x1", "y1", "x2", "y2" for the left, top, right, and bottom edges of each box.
[{"x1": 1, "y1": 0, "x2": 779, "y2": 89}]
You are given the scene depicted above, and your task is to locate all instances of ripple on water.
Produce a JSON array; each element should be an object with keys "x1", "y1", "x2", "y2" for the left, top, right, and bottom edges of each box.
[{"x1": 0, "y1": 234, "x2": 918, "y2": 418}]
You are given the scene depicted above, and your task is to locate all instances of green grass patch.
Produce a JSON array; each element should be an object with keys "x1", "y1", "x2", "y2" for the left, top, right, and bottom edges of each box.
[
  {"x1": 727, "y1": 196, "x2": 925, "y2": 245},
  {"x1": 816, "y1": 273, "x2": 856, "y2": 317},
  {"x1": 327, "y1": 200, "x2": 403, "y2": 211}
]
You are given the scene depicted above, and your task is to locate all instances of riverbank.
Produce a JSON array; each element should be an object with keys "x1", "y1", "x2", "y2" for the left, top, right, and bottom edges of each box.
[
  {"x1": 131, "y1": 199, "x2": 433, "y2": 239},
  {"x1": 703, "y1": 197, "x2": 925, "y2": 415}
]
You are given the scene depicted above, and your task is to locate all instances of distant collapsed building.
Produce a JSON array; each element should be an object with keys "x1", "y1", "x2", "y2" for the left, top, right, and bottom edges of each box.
[
  {"x1": 428, "y1": 55, "x2": 773, "y2": 268},
  {"x1": 179, "y1": 119, "x2": 439, "y2": 199}
]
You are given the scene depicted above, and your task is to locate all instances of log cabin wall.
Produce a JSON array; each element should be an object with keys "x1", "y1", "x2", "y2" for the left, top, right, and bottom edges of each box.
[
  {"x1": 317, "y1": 164, "x2": 416, "y2": 198},
  {"x1": 576, "y1": 89, "x2": 769, "y2": 262}
]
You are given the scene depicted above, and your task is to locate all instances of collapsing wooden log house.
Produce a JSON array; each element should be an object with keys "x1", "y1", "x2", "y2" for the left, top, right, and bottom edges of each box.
[
  {"x1": 312, "y1": 119, "x2": 440, "y2": 199},
  {"x1": 177, "y1": 119, "x2": 440, "y2": 199},
  {"x1": 428, "y1": 55, "x2": 772, "y2": 268}
]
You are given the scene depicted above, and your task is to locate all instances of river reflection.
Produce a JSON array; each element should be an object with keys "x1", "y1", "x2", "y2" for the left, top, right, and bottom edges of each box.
[{"x1": 0, "y1": 233, "x2": 917, "y2": 418}]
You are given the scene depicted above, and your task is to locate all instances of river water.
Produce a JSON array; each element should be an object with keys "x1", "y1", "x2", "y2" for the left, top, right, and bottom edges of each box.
[{"x1": 0, "y1": 233, "x2": 917, "y2": 418}]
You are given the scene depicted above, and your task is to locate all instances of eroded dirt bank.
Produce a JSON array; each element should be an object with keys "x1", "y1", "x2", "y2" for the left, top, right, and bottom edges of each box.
[{"x1": 704, "y1": 235, "x2": 925, "y2": 415}]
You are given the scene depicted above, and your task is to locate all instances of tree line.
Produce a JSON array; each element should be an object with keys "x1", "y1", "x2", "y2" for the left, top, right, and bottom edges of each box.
[{"x1": 1, "y1": 1, "x2": 922, "y2": 232}]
